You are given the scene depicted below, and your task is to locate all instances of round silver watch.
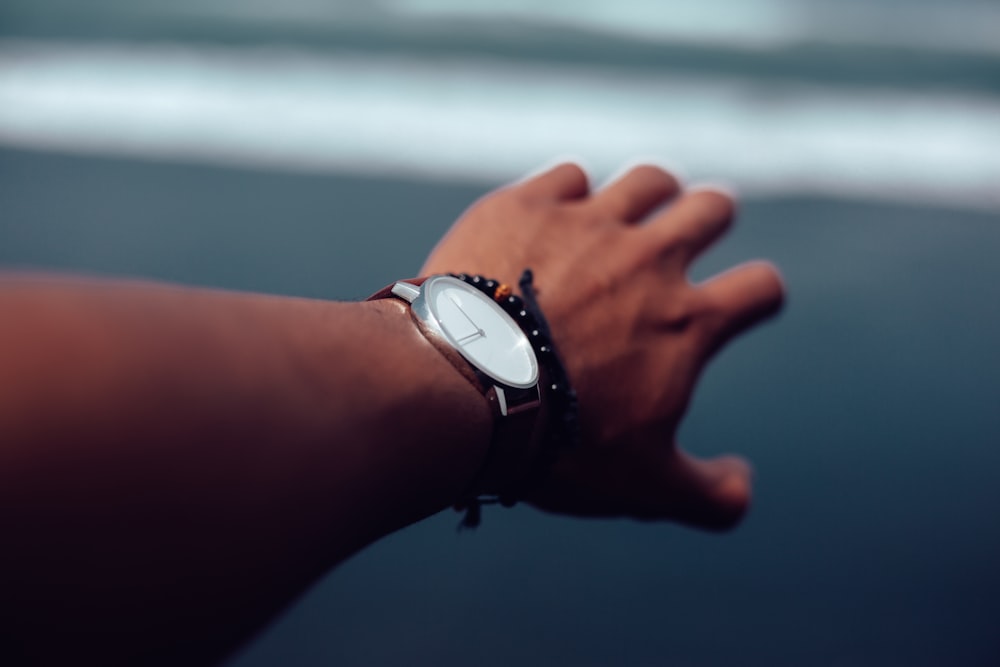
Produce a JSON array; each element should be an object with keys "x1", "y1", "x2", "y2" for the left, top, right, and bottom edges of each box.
[{"x1": 390, "y1": 275, "x2": 541, "y2": 416}]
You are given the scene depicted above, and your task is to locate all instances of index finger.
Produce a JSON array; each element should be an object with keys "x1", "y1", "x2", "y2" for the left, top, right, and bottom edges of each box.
[{"x1": 515, "y1": 163, "x2": 591, "y2": 202}]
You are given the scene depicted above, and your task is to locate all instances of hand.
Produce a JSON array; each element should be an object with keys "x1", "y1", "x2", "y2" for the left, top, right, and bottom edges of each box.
[{"x1": 421, "y1": 163, "x2": 784, "y2": 530}]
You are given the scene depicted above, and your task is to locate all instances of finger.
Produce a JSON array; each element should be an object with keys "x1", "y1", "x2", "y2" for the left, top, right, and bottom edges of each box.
[
  {"x1": 517, "y1": 162, "x2": 591, "y2": 202},
  {"x1": 698, "y1": 261, "x2": 785, "y2": 348},
  {"x1": 592, "y1": 165, "x2": 681, "y2": 223},
  {"x1": 662, "y1": 450, "x2": 753, "y2": 531},
  {"x1": 640, "y1": 188, "x2": 735, "y2": 265}
]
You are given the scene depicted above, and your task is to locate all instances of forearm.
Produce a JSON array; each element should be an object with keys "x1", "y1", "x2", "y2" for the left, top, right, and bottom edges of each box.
[
  {"x1": 0, "y1": 274, "x2": 491, "y2": 664},
  {"x1": 0, "y1": 161, "x2": 786, "y2": 664}
]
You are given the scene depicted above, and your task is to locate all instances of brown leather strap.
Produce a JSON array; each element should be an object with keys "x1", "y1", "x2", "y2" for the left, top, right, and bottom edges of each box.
[{"x1": 478, "y1": 384, "x2": 545, "y2": 495}]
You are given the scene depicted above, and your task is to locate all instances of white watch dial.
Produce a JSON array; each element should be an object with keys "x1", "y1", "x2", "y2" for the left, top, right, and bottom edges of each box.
[{"x1": 423, "y1": 277, "x2": 538, "y2": 388}]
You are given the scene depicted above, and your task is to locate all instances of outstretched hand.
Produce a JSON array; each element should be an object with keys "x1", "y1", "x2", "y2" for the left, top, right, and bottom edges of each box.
[{"x1": 421, "y1": 163, "x2": 784, "y2": 530}]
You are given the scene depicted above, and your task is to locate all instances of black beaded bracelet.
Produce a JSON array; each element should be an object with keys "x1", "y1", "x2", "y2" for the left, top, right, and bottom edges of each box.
[{"x1": 449, "y1": 270, "x2": 580, "y2": 528}]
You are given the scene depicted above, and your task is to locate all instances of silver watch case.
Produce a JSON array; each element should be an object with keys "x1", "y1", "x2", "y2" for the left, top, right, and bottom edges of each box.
[{"x1": 392, "y1": 276, "x2": 541, "y2": 417}]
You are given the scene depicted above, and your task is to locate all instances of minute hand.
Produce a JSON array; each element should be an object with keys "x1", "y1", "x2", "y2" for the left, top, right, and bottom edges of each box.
[{"x1": 448, "y1": 294, "x2": 486, "y2": 341}]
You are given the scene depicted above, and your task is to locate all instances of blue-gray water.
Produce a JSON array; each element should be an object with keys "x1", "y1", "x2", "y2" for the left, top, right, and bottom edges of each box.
[{"x1": 2, "y1": 147, "x2": 999, "y2": 665}]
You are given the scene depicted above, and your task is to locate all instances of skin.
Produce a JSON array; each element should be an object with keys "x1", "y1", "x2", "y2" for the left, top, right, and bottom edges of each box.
[
  {"x1": 423, "y1": 163, "x2": 784, "y2": 525},
  {"x1": 0, "y1": 164, "x2": 782, "y2": 665}
]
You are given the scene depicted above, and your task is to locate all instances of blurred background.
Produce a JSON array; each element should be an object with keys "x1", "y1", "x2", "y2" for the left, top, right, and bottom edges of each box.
[{"x1": 1, "y1": 1, "x2": 999, "y2": 665}]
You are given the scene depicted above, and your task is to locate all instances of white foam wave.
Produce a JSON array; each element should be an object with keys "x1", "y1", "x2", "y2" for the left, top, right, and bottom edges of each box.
[{"x1": 1, "y1": 40, "x2": 998, "y2": 210}]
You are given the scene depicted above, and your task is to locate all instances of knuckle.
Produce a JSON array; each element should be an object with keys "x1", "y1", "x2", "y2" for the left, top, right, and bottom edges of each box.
[
  {"x1": 687, "y1": 187, "x2": 738, "y2": 225},
  {"x1": 689, "y1": 289, "x2": 733, "y2": 336},
  {"x1": 556, "y1": 161, "x2": 590, "y2": 184},
  {"x1": 656, "y1": 290, "x2": 699, "y2": 331},
  {"x1": 627, "y1": 164, "x2": 681, "y2": 193},
  {"x1": 628, "y1": 163, "x2": 673, "y2": 180},
  {"x1": 548, "y1": 162, "x2": 591, "y2": 199}
]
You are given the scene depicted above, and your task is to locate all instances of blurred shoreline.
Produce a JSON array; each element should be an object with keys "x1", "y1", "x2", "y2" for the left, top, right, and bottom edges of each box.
[{"x1": 2, "y1": 38, "x2": 998, "y2": 212}]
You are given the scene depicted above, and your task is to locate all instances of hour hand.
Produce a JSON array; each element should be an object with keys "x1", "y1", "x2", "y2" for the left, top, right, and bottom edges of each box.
[{"x1": 455, "y1": 330, "x2": 483, "y2": 345}]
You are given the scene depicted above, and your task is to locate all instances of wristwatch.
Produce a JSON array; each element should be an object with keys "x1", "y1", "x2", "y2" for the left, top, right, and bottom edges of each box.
[{"x1": 368, "y1": 274, "x2": 543, "y2": 493}]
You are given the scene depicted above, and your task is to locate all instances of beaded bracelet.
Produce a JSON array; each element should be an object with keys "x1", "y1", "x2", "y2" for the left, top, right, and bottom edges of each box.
[{"x1": 450, "y1": 270, "x2": 580, "y2": 528}]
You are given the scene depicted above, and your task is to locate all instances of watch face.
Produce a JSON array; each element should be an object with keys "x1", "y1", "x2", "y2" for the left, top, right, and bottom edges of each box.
[{"x1": 418, "y1": 276, "x2": 538, "y2": 388}]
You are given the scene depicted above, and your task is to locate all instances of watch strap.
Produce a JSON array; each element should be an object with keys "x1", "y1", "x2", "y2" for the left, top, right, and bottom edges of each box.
[{"x1": 366, "y1": 276, "x2": 542, "y2": 501}]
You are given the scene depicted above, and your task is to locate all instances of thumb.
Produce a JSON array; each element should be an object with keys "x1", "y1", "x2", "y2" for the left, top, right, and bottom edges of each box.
[{"x1": 662, "y1": 449, "x2": 753, "y2": 531}]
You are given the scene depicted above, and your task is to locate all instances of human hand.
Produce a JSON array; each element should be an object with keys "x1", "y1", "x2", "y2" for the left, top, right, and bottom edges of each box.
[{"x1": 421, "y1": 164, "x2": 784, "y2": 530}]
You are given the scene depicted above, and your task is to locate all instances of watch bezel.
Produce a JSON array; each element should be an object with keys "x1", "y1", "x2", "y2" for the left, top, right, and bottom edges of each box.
[{"x1": 410, "y1": 275, "x2": 539, "y2": 390}]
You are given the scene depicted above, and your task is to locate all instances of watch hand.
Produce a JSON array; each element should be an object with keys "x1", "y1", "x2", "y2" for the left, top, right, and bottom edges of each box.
[
  {"x1": 455, "y1": 331, "x2": 483, "y2": 345},
  {"x1": 448, "y1": 294, "x2": 486, "y2": 340}
]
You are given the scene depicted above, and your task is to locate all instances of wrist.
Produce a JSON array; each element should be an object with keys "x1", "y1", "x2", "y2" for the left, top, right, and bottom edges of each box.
[
  {"x1": 339, "y1": 298, "x2": 495, "y2": 527},
  {"x1": 367, "y1": 278, "x2": 547, "y2": 512},
  {"x1": 367, "y1": 272, "x2": 578, "y2": 526}
]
